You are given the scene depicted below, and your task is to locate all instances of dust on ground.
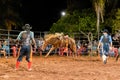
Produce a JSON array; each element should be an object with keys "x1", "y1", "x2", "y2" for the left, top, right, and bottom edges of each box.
[{"x1": 0, "y1": 55, "x2": 120, "y2": 80}]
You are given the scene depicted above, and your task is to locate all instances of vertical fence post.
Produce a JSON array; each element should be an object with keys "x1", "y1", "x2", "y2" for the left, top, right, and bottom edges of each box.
[{"x1": 8, "y1": 30, "x2": 10, "y2": 56}]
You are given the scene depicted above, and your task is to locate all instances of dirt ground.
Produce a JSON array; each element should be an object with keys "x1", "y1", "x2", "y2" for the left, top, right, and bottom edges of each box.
[{"x1": 0, "y1": 54, "x2": 120, "y2": 80}]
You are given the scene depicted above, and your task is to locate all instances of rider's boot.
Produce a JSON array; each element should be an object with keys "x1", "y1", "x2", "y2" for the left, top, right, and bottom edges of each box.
[
  {"x1": 28, "y1": 62, "x2": 32, "y2": 71},
  {"x1": 102, "y1": 54, "x2": 107, "y2": 64},
  {"x1": 15, "y1": 61, "x2": 20, "y2": 70}
]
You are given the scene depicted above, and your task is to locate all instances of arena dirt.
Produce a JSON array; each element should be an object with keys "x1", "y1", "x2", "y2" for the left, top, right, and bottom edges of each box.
[{"x1": 0, "y1": 55, "x2": 120, "y2": 80}]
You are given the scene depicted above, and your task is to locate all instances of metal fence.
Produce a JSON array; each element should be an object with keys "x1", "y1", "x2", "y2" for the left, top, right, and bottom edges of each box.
[{"x1": 0, "y1": 29, "x2": 119, "y2": 55}]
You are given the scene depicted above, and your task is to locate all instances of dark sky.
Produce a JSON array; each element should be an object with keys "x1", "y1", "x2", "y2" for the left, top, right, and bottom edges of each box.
[{"x1": 20, "y1": 0, "x2": 67, "y2": 31}]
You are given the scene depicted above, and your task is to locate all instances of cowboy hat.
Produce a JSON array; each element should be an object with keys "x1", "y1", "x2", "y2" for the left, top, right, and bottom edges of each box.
[
  {"x1": 102, "y1": 29, "x2": 109, "y2": 33},
  {"x1": 22, "y1": 24, "x2": 32, "y2": 30}
]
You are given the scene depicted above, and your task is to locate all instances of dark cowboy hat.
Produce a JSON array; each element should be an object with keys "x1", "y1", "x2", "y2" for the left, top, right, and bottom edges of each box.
[
  {"x1": 22, "y1": 24, "x2": 32, "y2": 30},
  {"x1": 102, "y1": 29, "x2": 109, "y2": 33}
]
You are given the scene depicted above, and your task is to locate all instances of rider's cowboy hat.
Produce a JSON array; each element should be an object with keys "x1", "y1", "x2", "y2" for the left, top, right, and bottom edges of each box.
[
  {"x1": 102, "y1": 29, "x2": 109, "y2": 33},
  {"x1": 22, "y1": 24, "x2": 32, "y2": 30}
]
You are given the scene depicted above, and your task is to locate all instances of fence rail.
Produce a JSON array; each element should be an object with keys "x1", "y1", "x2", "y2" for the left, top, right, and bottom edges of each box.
[{"x1": 0, "y1": 29, "x2": 119, "y2": 55}]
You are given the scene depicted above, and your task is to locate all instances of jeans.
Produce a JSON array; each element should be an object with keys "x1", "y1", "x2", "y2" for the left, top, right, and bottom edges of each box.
[
  {"x1": 17, "y1": 45, "x2": 32, "y2": 62},
  {"x1": 100, "y1": 43, "x2": 110, "y2": 56}
]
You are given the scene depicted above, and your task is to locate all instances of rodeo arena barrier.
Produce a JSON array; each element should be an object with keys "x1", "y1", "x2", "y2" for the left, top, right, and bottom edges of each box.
[{"x1": 0, "y1": 29, "x2": 119, "y2": 58}]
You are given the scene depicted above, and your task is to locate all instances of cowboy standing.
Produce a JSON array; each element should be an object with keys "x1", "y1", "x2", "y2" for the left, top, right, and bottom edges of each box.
[
  {"x1": 97, "y1": 29, "x2": 112, "y2": 64},
  {"x1": 15, "y1": 24, "x2": 36, "y2": 71}
]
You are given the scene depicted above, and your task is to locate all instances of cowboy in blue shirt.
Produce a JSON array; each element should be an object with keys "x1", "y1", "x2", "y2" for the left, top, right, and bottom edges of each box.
[{"x1": 97, "y1": 29, "x2": 112, "y2": 64}]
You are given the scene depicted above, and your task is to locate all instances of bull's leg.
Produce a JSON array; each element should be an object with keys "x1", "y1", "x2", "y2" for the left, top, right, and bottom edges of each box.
[
  {"x1": 69, "y1": 48, "x2": 74, "y2": 57},
  {"x1": 45, "y1": 47, "x2": 55, "y2": 57},
  {"x1": 72, "y1": 46, "x2": 77, "y2": 57},
  {"x1": 65, "y1": 48, "x2": 69, "y2": 56}
]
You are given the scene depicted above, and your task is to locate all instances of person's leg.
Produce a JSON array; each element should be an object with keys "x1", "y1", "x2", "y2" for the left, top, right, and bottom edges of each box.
[
  {"x1": 15, "y1": 46, "x2": 25, "y2": 70},
  {"x1": 102, "y1": 44, "x2": 109, "y2": 64},
  {"x1": 6, "y1": 49, "x2": 10, "y2": 58},
  {"x1": 26, "y1": 45, "x2": 32, "y2": 70},
  {"x1": 13, "y1": 47, "x2": 17, "y2": 58},
  {"x1": 39, "y1": 46, "x2": 43, "y2": 56},
  {"x1": 99, "y1": 49, "x2": 102, "y2": 57},
  {"x1": 0, "y1": 50, "x2": 6, "y2": 58}
]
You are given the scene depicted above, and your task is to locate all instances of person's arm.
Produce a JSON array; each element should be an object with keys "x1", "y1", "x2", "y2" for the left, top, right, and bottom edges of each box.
[
  {"x1": 109, "y1": 35, "x2": 113, "y2": 47},
  {"x1": 16, "y1": 31, "x2": 23, "y2": 41},
  {"x1": 14, "y1": 32, "x2": 23, "y2": 46},
  {"x1": 97, "y1": 36, "x2": 103, "y2": 49},
  {"x1": 97, "y1": 41, "x2": 101, "y2": 49},
  {"x1": 31, "y1": 32, "x2": 36, "y2": 48}
]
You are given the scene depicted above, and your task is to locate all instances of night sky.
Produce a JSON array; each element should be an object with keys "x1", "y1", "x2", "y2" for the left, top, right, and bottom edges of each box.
[{"x1": 20, "y1": 0, "x2": 67, "y2": 31}]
